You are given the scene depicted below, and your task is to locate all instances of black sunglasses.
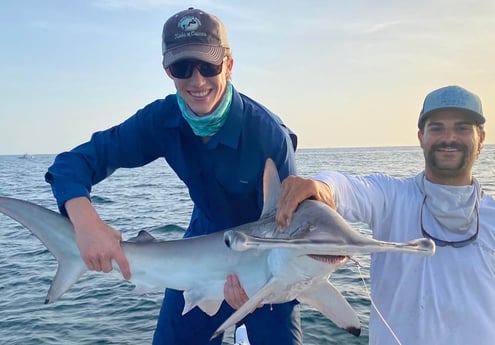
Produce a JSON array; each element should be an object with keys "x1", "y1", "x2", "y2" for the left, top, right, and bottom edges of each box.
[
  {"x1": 420, "y1": 195, "x2": 479, "y2": 248},
  {"x1": 168, "y1": 58, "x2": 226, "y2": 79}
]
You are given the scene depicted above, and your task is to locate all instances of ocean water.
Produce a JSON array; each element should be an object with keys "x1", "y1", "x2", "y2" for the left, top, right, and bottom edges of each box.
[{"x1": 1, "y1": 146, "x2": 494, "y2": 345}]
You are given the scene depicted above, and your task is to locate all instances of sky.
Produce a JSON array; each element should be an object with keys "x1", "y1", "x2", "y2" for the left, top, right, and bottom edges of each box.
[{"x1": 0, "y1": 0, "x2": 494, "y2": 154}]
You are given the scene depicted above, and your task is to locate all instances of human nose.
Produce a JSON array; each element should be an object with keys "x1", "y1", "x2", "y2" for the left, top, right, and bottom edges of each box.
[
  {"x1": 189, "y1": 67, "x2": 206, "y2": 85},
  {"x1": 442, "y1": 127, "x2": 458, "y2": 142}
]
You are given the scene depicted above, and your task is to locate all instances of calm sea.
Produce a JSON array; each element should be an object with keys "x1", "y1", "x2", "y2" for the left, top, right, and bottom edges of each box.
[{"x1": 1, "y1": 146, "x2": 494, "y2": 345}]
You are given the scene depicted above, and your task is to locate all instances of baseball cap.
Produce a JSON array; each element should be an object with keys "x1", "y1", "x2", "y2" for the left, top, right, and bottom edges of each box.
[
  {"x1": 162, "y1": 8, "x2": 229, "y2": 68},
  {"x1": 418, "y1": 85, "x2": 485, "y2": 129}
]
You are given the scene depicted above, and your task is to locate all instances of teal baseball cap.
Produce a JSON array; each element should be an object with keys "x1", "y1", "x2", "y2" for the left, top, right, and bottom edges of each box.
[{"x1": 418, "y1": 85, "x2": 485, "y2": 129}]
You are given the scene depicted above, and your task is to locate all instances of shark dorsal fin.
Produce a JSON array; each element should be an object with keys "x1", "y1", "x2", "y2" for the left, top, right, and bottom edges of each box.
[
  {"x1": 127, "y1": 230, "x2": 157, "y2": 243},
  {"x1": 260, "y1": 159, "x2": 281, "y2": 218}
]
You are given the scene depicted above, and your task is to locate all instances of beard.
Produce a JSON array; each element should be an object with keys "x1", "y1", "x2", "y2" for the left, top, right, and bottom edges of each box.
[{"x1": 425, "y1": 142, "x2": 475, "y2": 178}]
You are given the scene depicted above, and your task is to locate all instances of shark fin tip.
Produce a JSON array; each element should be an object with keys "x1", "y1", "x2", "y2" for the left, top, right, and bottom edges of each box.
[
  {"x1": 347, "y1": 326, "x2": 361, "y2": 337},
  {"x1": 210, "y1": 331, "x2": 221, "y2": 341}
]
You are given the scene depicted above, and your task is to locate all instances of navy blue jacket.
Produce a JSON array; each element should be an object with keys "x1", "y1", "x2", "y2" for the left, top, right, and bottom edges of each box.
[{"x1": 45, "y1": 87, "x2": 297, "y2": 237}]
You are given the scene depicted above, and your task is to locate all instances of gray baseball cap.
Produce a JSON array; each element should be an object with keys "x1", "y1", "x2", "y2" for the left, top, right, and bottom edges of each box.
[
  {"x1": 162, "y1": 8, "x2": 229, "y2": 68},
  {"x1": 418, "y1": 85, "x2": 485, "y2": 129}
]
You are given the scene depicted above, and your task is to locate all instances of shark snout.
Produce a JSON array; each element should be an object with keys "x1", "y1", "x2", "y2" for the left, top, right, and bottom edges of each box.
[{"x1": 406, "y1": 238, "x2": 436, "y2": 256}]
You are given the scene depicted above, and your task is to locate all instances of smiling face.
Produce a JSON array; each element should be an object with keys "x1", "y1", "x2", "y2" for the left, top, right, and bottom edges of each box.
[
  {"x1": 166, "y1": 56, "x2": 234, "y2": 116},
  {"x1": 418, "y1": 109, "x2": 485, "y2": 185}
]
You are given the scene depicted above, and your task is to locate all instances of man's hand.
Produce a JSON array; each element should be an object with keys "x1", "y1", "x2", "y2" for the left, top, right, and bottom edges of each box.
[
  {"x1": 224, "y1": 274, "x2": 249, "y2": 309},
  {"x1": 65, "y1": 197, "x2": 131, "y2": 280},
  {"x1": 224, "y1": 274, "x2": 264, "y2": 312},
  {"x1": 276, "y1": 176, "x2": 336, "y2": 230}
]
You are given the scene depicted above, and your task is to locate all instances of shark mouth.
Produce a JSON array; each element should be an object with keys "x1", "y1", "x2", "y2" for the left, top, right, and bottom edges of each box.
[{"x1": 307, "y1": 254, "x2": 348, "y2": 264}]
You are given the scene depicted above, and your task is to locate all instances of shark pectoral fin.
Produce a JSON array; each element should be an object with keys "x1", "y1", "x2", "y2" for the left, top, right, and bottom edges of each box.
[
  {"x1": 297, "y1": 279, "x2": 361, "y2": 336},
  {"x1": 183, "y1": 289, "x2": 223, "y2": 316},
  {"x1": 45, "y1": 260, "x2": 87, "y2": 304},
  {"x1": 211, "y1": 277, "x2": 278, "y2": 340}
]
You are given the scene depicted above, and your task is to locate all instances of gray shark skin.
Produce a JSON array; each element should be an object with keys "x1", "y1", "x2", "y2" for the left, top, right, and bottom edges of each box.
[{"x1": 0, "y1": 159, "x2": 435, "y2": 340}]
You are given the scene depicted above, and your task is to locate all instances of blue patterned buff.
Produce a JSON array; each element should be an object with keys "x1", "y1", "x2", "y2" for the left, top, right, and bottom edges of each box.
[{"x1": 176, "y1": 81, "x2": 233, "y2": 137}]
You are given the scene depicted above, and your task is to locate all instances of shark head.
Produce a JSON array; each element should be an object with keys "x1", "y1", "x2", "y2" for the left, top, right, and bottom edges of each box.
[
  {"x1": 224, "y1": 159, "x2": 435, "y2": 257},
  {"x1": 216, "y1": 158, "x2": 435, "y2": 339}
]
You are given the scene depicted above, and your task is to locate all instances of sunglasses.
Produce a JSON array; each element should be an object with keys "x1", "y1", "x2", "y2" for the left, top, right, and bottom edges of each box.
[
  {"x1": 168, "y1": 58, "x2": 226, "y2": 79},
  {"x1": 420, "y1": 196, "x2": 479, "y2": 248}
]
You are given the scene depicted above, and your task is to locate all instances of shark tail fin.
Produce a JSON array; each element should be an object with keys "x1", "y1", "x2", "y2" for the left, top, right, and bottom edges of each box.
[
  {"x1": 45, "y1": 260, "x2": 87, "y2": 304},
  {"x1": 0, "y1": 196, "x2": 87, "y2": 303}
]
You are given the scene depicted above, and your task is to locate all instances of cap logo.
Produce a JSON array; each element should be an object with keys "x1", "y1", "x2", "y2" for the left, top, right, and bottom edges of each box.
[
  {"x1": 438, "y1": 88, "x2": 468, "y2": 107},
  {"x1": 174, "y1": 15, "x2": 208, "y2": 41},
  {"x1": 178, "y1": 16, "x2": 201, "y2": 32}
]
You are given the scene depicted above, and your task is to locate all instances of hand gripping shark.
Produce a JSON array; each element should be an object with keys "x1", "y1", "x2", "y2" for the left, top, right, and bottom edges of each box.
[{"x1": 0, "y1": 159, "x2": 435, "y2": 340}]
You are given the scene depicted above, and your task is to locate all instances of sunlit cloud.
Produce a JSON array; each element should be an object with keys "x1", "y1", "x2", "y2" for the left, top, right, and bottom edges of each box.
[{"x1": 363, "y1": 21, "x2": 401, "y2": 34}]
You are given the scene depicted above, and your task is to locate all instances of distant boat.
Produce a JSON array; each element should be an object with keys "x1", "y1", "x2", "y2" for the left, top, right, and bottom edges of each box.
[{"x1": 19, "y1": 154, "x2": 34, "y2": 159}]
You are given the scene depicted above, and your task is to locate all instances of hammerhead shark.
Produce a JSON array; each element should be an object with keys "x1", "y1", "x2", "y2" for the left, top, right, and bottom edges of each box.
[{"x1": 0, "y1": 159, "x2": 435, "y2": 340}]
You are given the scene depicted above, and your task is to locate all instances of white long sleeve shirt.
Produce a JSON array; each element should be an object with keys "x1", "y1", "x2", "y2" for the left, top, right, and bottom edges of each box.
[{"x1": 315, "y1": 171, "x2": 495, "y2": 345}]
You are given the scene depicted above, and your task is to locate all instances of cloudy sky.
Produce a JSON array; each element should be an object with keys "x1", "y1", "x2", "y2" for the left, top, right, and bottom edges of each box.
[{"x1": 1, "y1": 0, "x2": 494, "y2": 154}]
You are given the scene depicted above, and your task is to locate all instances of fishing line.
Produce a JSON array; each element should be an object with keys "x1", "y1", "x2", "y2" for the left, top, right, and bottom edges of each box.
[{"x1": 350, "y1": 258, "x2": 403, "y2": 345}]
